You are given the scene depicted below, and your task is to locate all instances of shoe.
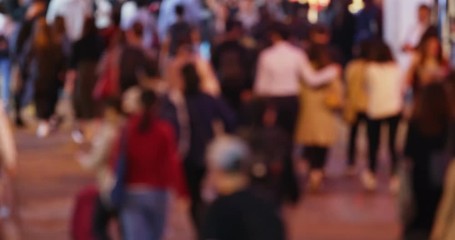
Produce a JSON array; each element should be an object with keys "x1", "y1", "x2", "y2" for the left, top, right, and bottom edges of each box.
[
  {"x1": 361, "y1": 171, "x2": 377, "y2": 191},
  {"x1": 36, "y1": 122, "x2": 50, "y2": 138},
  {"x1": 309, "y1": 170, "x2": 324, "y2": 192},
  {"x1": 389, "y1": 176, "x2": 400, "y2": 194},
  {"x1": 71, "y1": 130, "x2": 85, "y2": 144}
]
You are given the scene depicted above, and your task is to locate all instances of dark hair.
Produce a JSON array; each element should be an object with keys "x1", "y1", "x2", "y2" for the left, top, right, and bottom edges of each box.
[
  {"x1": 103, "y1": 97, "x2": 123, "y2": 115},
  {"x1": 268, "y1": 22, "x2": 290, "y2": 40},
  {"x1": 82, "y1": 17, "x2": 97, "y2": 38},
  {"x1": 225, "y1": 19, "x2": 243, "y2": 33},
  {"x1": 367, "y1": 40, "x2": 394, "y2": 63},
  {"x1": 418, "y1": 4, "x2": 431, "y2": 12},
  {"x1": 53, "y1": 16, "x2": 66, "y2": 35},
  {"x1": 308, "y1": 44, "x2": 333, "y2": 69},
  {"x1": 175, "y1": 4, "x2": 185, "y2": 17},
  {"x1": 354, "y1": 40, "x2": 371, "y2": 59},
  {"x1": 413, "y1": 83, "x2": 451, "y2": 136},
  {"x1": 131, "y1": 22, "x2": 144, "y2": 38},
  {"x1": 182, "y1": 63, "x2": 201, "y2": 96},
  {"x1": 138, "y1": 90, "x2": 158, "y2": 133},
  {"x1": 417, "y1": 28, "x2": 444, "y2": 65},
  {"x1": 309, "y1": 24, "x2": 329, "y2": 37}
]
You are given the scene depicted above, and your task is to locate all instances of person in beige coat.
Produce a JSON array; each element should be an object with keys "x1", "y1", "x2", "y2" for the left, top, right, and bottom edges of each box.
[{"x1": 295, "y1": 45, "x2": 343, "y2": 190}]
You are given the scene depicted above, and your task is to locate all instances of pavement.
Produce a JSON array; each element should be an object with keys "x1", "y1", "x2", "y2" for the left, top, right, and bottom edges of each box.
[{"x1": 11, "y1": 118, "x2": 401, "y2": 240}]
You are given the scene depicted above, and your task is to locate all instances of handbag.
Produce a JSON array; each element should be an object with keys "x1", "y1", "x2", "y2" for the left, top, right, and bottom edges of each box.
[
  {"x1": 324, "y1": 79, "x2": 343, "y2": 110},
  {"x1": 110, "y1": 130, "x2": 128, "y2": 209},
  {"x1": 93, "y1": 50, "x2": 119, "y2": 100}
]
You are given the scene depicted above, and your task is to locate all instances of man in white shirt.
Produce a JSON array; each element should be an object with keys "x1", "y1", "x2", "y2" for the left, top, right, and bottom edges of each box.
[
  {"x1": 402, "y1": 4, "x2": 432, "y2": 52},
  {"x1": 253, "y1": 22, "x2": 339, "y2": 203},
  {"x1": 46, "y1": 0, "x2": 93, "y2": 42}
]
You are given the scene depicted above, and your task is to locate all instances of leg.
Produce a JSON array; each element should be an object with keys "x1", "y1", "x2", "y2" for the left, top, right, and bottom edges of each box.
[
  {"x1": 387, "y1": 115, "x2": 401, "y2": 175},
  {"x1": 348, "y1": 114, "x2": 361, "y2": 167},
  {"x1": 366, "y1": 118, "x2": 381, "y2": 173},
  {"x1": 121, "y1": 193, "x2": 151, "y2": 240},
  {"x1": 0, "y1": 60, "x2": 11, "y2": 108},
  {"x1": 93, "y1": 196, "x2": 112, "y2": 240},
  {"x1": 147, "y1": 191, "x2": 169, "y2": 240},
  {"x1": 183, "y1": 160, "x2": 206, "y2": 239}
]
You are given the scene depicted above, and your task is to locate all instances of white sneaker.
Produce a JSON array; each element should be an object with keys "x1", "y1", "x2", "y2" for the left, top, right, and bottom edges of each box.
[
  {"x1": 36, "y1": 122, "x2": 50, "y2": 138},
  {"x1": 71, "y1": 130, "x2": 85, "y2": 144},
  {"x1": 361, "y1": 171, "x2": 377, "y2": 191},
  {"x1": 389, "y1": 176, "x2": 400, "y2": 194}
]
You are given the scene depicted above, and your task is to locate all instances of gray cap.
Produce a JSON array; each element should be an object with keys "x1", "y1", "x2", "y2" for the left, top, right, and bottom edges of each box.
[{"x1": 207, "y1": 136, "x2": 250, "y2": 173}]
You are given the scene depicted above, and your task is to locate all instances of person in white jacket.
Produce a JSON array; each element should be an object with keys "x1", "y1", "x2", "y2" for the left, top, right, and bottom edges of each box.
[{"x1": 363, "y1": 40, "x2": 405, "y2": 192}]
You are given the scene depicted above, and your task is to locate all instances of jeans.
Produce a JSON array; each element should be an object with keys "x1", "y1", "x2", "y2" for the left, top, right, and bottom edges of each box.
[
  {"x1": 0, "y1": 59, "x2": 11, "y2": 108},
  {"x1": 121, "y1": 189, "x2": 169, "y2": 240},
  {"x1": 366, "y1": 114, "x2": 401, "y2": 174}
]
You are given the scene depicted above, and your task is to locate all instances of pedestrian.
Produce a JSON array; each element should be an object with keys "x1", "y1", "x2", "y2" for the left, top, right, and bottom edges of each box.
[
  {"x1": 295, "y1": 44, "x2": 343, "y2": 191},
  {"x1": 162, "y1": 63, "x2": 236, "y2": 239},
  {"x1": 24, "y1": 17, "x2": 67, "y2": 138},
  {"x1": 70, "y1": 17, "x2": 104, "y2": 143},
  {"x1": 406, "y1": 34, "x2": 448, "y2": 99},
  {"x1": 164, "y1": 39, "x2": 220, "y2": 97},
  {"x1": 166, "y1": 4, "x2": 192, "y2": 57},
  {"x1": 344, "y1": 40, "x2": 370, "y2": 175},
  {"x1": 118, "y1": 90, "x2": 188, "y2": 240},
  {"x1": 203, "y1": 136, "x2": 286, "y2": 240},
  {"x1": 78, "y1": 98, "x2": 124, "y2": 240},
  {"x1": 211, "y1": 20, "x2": 254, "y2": 114},
  {"x1": 253, "y1": 22, "x2": 339, "y2": 202},
  {"x1": 362, "y1": 40, "x2": 404, "y2": 192},
  {"x1": 404, "y1": 83, "x2": 452, "y2": 240}
]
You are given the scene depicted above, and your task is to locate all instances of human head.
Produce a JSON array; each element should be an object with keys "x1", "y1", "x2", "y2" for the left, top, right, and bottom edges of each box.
[
  {"x1": 418, "y1": 4, "x2": 431, "y2": 25},
  {"x1": 308, "y1": 45, "x2": 333, "y2": 69},
  {"x1": 138, "y1": 90, "x2": 159, "y2": 133},
  {"x1": 126, "y1": 22, "x2": 143, "y2": 45},
  {"x1": 181, "y1": 63, "x2": 201, "y2": 96},
  {"x1": 53, "y1": 16, "x2": 66, "y2": 35},
  {"x1": 82, "y1": 17, "x2": 97, "y2": 38},
  {"x1": 207, "y1": 136, "x2": 251, "y2": 195},
  {"x1": 268, "y1": 22, "x2": 290, "y2": 43},
  {"x1": 33, "y1": 17, "x2": 52, "y2": 48},
  {"x1": 418, "y1": 35, "x2": 443, "y2": 64},
  {"x1": 309, "y1": 24, "x2": 330, "y2": 45},
  {"x1": 367, "y1": 39, "x2": 394, "y2": 63},
  {"x1": 225, "y1": 19, "x2": 244, "y2": 39},
  {"x1": 102, "y1": 97, "x2": 123, "y2": 121},
  {"x1": 175, "y1": 4, "x2": 185, "y2": 19}
]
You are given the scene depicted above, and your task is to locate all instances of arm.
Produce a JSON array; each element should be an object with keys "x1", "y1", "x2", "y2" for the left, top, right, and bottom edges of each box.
[
  {"x1": 253, "y1": 53, "x2": 269, "y2": 96},
  {"x1": 299, "y1": 52, "x2": 339, "y2": 87},
  {"x1": 0, "y1": 104, "x2": 16, "y2": 175},
  {"x1": 431, "y1": 161, "x2": 455, "y2": 240},
  {"x1": 79, "y1": 126, "x2": 116, "y2": 171}
]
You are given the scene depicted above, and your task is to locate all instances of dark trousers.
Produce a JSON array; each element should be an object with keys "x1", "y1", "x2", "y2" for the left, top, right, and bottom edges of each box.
[
  {"x1": 35, "y1": 90, "x2": 59, "y2": 120},
  {"x1": 366, "y1": 114, "x2": 401, "y2": 174},
  {"x1": 183, "y1": 160, "x2": 206, "y2": 240},
  {"x1": 348, "y1": 113, "x2": 367, "y2": 167},
  {"x1": 265, "y1": 96, "x2": 300, "y2": 204},
  {"x1": 304, "y1": 146, "x2": 329, "y2": 170},
  {"x1": 93, "y1": 196, "x2": 115, "y2": 240}
]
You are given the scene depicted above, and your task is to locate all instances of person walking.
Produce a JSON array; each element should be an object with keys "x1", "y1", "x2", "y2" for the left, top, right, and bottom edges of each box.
[
  {"x1": 70, "y1": 18, "x2": 104, "y2": 143},
  {"x1": 362, "y1": 40, "x2": 404, "y2": 192},
  {"x1": 295, "y1": 44, "x2": 343, "y2": 191},
  {"x1": 253, "y1": 22, "x2": 339, "y2": 202},
  {"x1": 118, "y1": 90, "x2": 188, "y2": 240},
  {"x1": 24, "y1": 17, "x2": 67, "y2": 138}
]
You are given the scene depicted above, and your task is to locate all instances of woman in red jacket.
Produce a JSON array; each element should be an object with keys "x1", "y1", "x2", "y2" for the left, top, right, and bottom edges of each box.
[{"x1": 121, "y1": 90, "x2": 187, "y2": 240}]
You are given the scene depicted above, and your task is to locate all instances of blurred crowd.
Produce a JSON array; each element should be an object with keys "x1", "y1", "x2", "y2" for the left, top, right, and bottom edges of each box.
[{"x1": 0, "y1": 0, "x2": 454, "y2": 240}]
